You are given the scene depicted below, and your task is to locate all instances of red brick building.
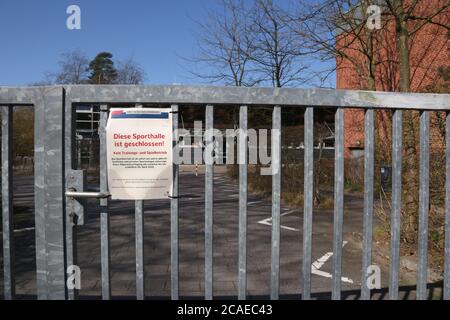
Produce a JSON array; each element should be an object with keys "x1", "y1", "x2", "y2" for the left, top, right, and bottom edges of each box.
[{"x1": 336, "y1": 0, "x2": 449, "y2": 158}]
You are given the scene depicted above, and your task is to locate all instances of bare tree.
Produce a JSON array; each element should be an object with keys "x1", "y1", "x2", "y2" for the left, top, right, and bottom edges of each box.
[
  {"x1": 116, "y1": 57, "x2": 146, "y2": 84},
  {"x1": 289, "y1": 0, "x2": 396, "y2": 180},
  {"x1": 249, "y1": 0, "x2": 310, "y2": 88},
  {"x1": 289, "y1": 0, "x2": 393, "y2": 90},
  {"x1": 290, "y1": 1, "x2": 448, "y2": 242},
  {"x1": 380, "y1": 0, "x2": 449, "y2": 241},
  {"x1": 381, "y1": 0, "x2": 449, "y2": 92},
  {"x1": 52, "y1": 49, "x2": 90, "y2": 84},
  {"x1": 187, "y1": 0, "x2": 259, "y2": 86},
  {"x1": 187, "y1": 0, "x2": 311, "y2": 88}
]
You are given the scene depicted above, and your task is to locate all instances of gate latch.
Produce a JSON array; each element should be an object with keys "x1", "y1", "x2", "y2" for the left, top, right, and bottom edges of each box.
[
  {"x1": 65, "y1": 189, "x2": 111, "y2": 199},
  {"x1": 66, "y1": 170, "x2": 88, "y2": 226}
]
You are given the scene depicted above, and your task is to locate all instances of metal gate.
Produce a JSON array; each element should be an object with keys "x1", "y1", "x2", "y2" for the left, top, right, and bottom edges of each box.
[{"x1": 1, "y1": 85, "x2": 450, "y2": 300}]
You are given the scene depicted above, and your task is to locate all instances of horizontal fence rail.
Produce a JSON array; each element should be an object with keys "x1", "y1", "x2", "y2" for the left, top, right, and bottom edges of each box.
[{"x1": 0, "y1": 85, "x2": 450, "y2": 300}]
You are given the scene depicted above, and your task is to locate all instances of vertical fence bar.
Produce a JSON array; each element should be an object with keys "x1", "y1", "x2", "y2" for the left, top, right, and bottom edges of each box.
[
  {"x1": 445, "y1": 112, "x2": 450, "y2": 300},
  {"x1": 35, "y1": 88, "x2": 66, "y2": 299},
  {"x1": 205, "y1": 105, "x2": 214, "y2": 300},
  {"x1": 238, "y1": 106, "x2": 248, "y2": 300},
  {"x1": 65, "y1": 96, "x2": 79, "y2": 301},
  {"x1": 389, "y1": 110, "x2": 403, "y2": 300},
  {"x1": 302, "y1": 107, "x2": 313, "y2": 300},
  {"x1": 34, "y1": 96, "x2": 48, "y2": 299},
  {"x1": 134, "y1": 103, "x2": 145, "y2": 300},
  {"x1": 361, "y1": 109, "x2": 375, "y2": 300},
  {"x1": 99, "y1": 104, "x2": 111, "y2": 300},
  {"x1": 270, "y1": 106, "x2": 281, "y2": 300},
  {"x1": 417, "y1": 111, "x2": 430, "y2": 300},
  {"x1": 332, "y1": 107, "x2": 345, "y2": 300},
  {"x1": 2, "y1": 106, "x2": 15, "y2": 300},
  {"x1": 171, "y1": 104, "x2": 180, "y2": 300},
  {"x1": 135, "y1": 192, "x2": 144, "y2": 300}
]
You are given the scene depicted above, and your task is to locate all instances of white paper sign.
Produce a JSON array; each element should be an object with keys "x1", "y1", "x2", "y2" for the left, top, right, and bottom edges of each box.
[{"x1": 106, "y1": 108, "x2": 173, "y2": 200}]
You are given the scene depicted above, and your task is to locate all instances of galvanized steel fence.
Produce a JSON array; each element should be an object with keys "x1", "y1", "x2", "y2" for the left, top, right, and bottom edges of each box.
[{"x1": 1, "y1": 85, "x2": 450, "y2": 300}]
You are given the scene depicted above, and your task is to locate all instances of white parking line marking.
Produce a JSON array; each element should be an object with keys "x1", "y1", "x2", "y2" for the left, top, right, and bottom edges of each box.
[
  {"x1": 0, "y1": 227, "x2": 35, "y2": 235},
  {"x1": 257, "y1": 210, "x2": 300, "y2": 232},
  {"x1": 311, "y1": 241, "x2": 354, "y2": 284},
  {"x1": 15, "y1": 227, "x2": 35, "y2": 233}
]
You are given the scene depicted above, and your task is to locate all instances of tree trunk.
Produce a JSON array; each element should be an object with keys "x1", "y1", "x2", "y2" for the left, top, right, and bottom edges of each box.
[
  {"x1": 398, "y1": 21, "x2": 411, "y2": 92},
  {"x1": 396, "y1": 9, "x2": 419, "y2": 243},
  {"x1": 366, "y1": 30, "x2": 376, "y2": 91}
]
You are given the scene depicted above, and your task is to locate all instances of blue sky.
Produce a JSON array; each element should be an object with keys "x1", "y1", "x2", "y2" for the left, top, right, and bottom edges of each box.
[{"x1": 0, "y1": 0, "x2": 334, "y2": 87}]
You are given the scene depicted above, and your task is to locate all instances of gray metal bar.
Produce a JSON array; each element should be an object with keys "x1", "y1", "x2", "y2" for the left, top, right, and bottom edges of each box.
[
  {"x1": 332, "y1": 108, "x2": 344, "y2": 300},
  {"x1": 65, "y1": 190, "x2": 110, "y2": 199},
  {"x1": 34, "y1": 94, "x2": 48, "y2": 299},
  {"x1": 205, "y1": 105, "x2": 214, "y2": 300},
  {"x1": 238, "y1": 106, "x2": 248, "y2": 300},
  {"x1": 417, "y1": 111, "x2": 430, "y2": 300},
  {"x1": 35, "y1": 87, "x2": 67, "y2": 300},
  {"x1": 135, "y1": 200, "x2": 145, "y2": 300},
  {"x1": 2, "y1": 106, "x2": 15, "y2": 300},
  {"x1": 65, "y1": 169, "x2": 85, "y2": 300},
  {"x1": 302, "y1": 107, "x2": 314, "y2": 300},
  {"x1": 389, "y1": 110, "x2": 403, "y2": 300},
  {"x1": 171, "y1": 104, "x2": 179, "y2": 300},
  {"x1": 99, "y1": 104, "x2": 111, "y2": 299},
  {"x1": 445, "y1": 112, "x2": 450, "y2": 300},
  {"x1": 135, "y1": 103, "x2": 145, "y2": 300},
  {"x1": 60, "y1": 85, "x2": 450, "y2": 111},
  {"x1": 1, "y1": 86, "x2": 449, "y2": 110},
  {"x1": 270, "y1": 106, "x2": 281, "y2": 300},
  {"x1": 65, "y1": 94, "x2": 78, "y2": 301},
  {"x1": 361, "y1": 109, "x2": 374, "y2": 300},
  {"x1": 44, "y1": 90, "x2": 68, "y2": 299}
]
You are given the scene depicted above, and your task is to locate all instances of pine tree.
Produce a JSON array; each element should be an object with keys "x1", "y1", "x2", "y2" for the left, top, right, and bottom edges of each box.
[{"x1": 88, "y1": 52, "x2": 118, "y2": 84}]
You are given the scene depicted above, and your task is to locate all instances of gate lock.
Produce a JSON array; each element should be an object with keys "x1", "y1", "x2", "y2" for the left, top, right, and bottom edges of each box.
[
  {"x1": 65, "y1": 169, "x2": 111, "y2": 226},
  {"x1": 65, "y1": 187, "x2": 111, "y2": 226}
]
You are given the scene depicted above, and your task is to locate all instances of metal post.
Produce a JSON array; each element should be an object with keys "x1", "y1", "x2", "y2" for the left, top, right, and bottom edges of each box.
[
  {"x1": 361, "y1": 109, "x2": 375, "y2": 300},
  {"x1": 34, "y1": 87, "x2": 67, "y2": 299},
  {"x1": 389, "y1": 110, "x2": 403, "y2": 300},
  {"x1": 303, "y1": 107, "x2": 314, "y2": 300},
  {"x1": 135, "y1": 103, "x2": 145, "y2": 300},
  {"x1": 171, "y1": 104, "x2": 180, "y2": 300},
  {"x1": 2, "y1": 106, "x2": 15, "y2": 300},
  {"x1": 417, "y1": 111, "x2": 430, "y2": 300},
  {"x1": 445, "y1": 112, "x2": 450, "y2": 300},
  {"x1": 332, "y1": 108, "x2": 344, "y2": 300},
  {"x1": 99, "y1": 104, "x2": 111, "y2": 299},
  {"x1": 65, "y1": 96, "x2": 80, "y2": 301},
  {"x1": 238, "y1": 106, "x2": 248, "y2": 300},
  {"x1": 205, "y1": 105, "x2": 214, "y2": 300},
  {"x1": 34, "y1": 94, "x2": 47, "y2": 299},
  {"x1": 270, "y1": 106, "x2": 281, "y2": 300}
]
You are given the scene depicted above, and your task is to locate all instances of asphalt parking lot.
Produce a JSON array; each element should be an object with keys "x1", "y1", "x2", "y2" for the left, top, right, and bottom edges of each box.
[{"x1": 1, "y1": 168, "x2": 435, "y2": 299}]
